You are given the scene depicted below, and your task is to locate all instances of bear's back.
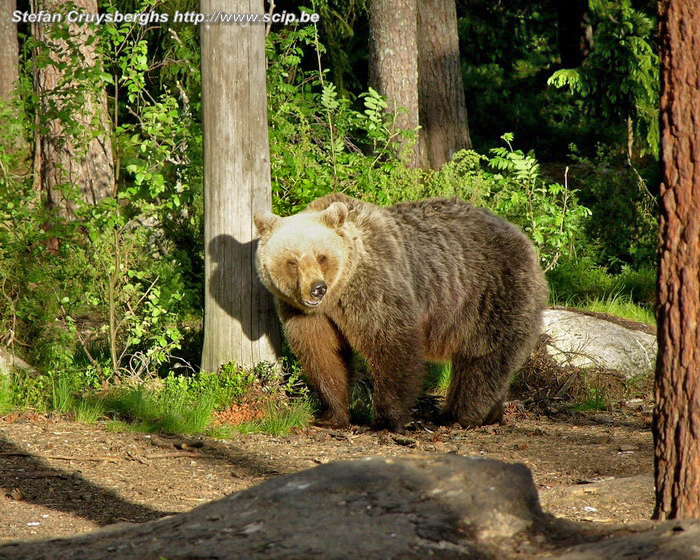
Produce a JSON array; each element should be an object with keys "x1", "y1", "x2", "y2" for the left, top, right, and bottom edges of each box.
[
  {"x1": 386, "y1": 197, "x2": 530, "y2": 264},
  {"x1": 306, "y1": 194, "x2": 537, "y2": 278}
]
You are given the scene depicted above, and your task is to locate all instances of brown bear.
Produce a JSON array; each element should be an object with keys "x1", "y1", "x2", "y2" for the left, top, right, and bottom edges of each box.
[{"x1": 254, "y1": 194, "x2": 548, "y2": 431}]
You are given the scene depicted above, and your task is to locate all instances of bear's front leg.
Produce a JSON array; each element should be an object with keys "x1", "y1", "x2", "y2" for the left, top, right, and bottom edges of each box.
[
  {"x1": 359, "y1": 329, "x2": 424, "y2": 432},
  {"x1": 278, "y1": 302, "x2": 352, "y2": 428}
]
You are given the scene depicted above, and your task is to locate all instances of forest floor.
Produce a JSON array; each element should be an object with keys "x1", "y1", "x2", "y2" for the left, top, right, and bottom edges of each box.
[{"x1": 0, "y1": 399, "x2": 655, "y2": 543}]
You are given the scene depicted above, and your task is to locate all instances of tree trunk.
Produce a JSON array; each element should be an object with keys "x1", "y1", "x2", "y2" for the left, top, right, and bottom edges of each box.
[
  {"x1": 654, "y1": 0, "x2": 700, "y2": 521},
  {"x1": 200, "y1": 0, "x2": 281, "y2": 372},
  {"x1": 557, "y1": 0, "x2": 593, "y2": 68},
  {"x1": 32, "y1": 0, "x2": 114, "y2": 217},
  {"x1": 0, "y1": 0, "x2": 19, "y2": 102},
  {"x1": 417, "y1": 0, "x2": 471, "y2": 169},
  {"x1": 368, "y1": 0, "x2": 425, "y2": 168}
]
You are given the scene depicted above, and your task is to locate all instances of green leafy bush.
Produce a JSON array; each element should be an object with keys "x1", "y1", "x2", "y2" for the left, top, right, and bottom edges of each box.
[
  {"x1": 548, "y1": 257, "x2": 656, "y2": 309},
  {"x1": 484, "y1": 134, "x2": 591, "y2": 271},
  {"x1": 565, "y1": 145, "x2": 657, "y2": 270},
  {"x1": 266, "y1": 25, "x2": 410, "y2": 214},
  {"x1": 548, "y1": 0, "x2": 659, "y2": 157}
]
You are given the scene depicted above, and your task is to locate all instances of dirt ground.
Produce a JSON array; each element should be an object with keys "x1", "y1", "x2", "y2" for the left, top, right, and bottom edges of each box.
[{"x1": 0, "y1": 399, "x2": 656, "y2": 544}]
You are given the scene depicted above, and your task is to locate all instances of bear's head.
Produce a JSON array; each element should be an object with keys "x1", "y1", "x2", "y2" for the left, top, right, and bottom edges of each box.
[{"x1": 254, "y1": 202, "x2": 350, "y2": 311}]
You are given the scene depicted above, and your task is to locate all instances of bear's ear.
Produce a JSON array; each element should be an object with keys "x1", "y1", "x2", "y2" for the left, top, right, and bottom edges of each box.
[
  {"x1": 319, "y1": 202, "x2": 348, "y2": 229},
  {"x1": 254, "y1": 211, "x2": 282, "y2": 236}
]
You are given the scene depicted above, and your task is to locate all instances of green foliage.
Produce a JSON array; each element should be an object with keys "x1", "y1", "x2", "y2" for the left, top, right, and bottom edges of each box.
[
  {"x1": 548, "y1": 257, "x2": 656, "y2": 305},
  {"x1": 570, "y1": 387, "x2": 609, "y2": 412},
  {"x1": 371, "y1": 135, "x2": 591, "y2": 272},
  {"x1": 424, "y1": 363, "x2": 451, "y2": 393},
  {"x1": 566, "y1": 145, "x2": 657, "y2": 270},
  {"x1": 581, "y1": 295, "x2": 656, "y2": 327},
  {"x1": 266, "y1": 25, "x2": 413, "y2": 214},
  {"x1": 457, "y1": 0, "x2": 589, "y2": 156},
  {"x1": 314, "y1": 0, "x2": 369, "y2": 94},
  {"x1": 1, "y1": 0, "x2": 201, "y2": 389},
  {"x1": 51, "y1": 371, "x2": 76, "y2": 413},
  {"x1": 548, "y1": 1, "x2": 659, "y2": 157},
  {"x1": 95, "y1": 361, "x2": 310, "y2": 435},
  {"x1": 74, "y1": 397, "x2": 107, "y2": 424},
  {"x1": 548, "y1": 255, "x2": 656, "y2": 327},
  {"x1": 0, "y1": 369, "x2": 49, "y2": 411},
  {"x1": 484, "y1": 134, "x2": 591, "y2": 271},
  {"x1": 367, "y1": 149, "x2": 489, "y2": 206},
  {"x1": 162, "y1": 365, "x2": 255, "y2": 409},
  {"x1": 103, "y1": 385, "x2": 215, "y2": 434},
  {"x1": 349, "y1": 377, "x2": 374, "y2": 425},
  {"x1": 234, "y1": 400, "x2": 314, "y2": 436},
  {"x1": 616, "y1": 266, "x2": 657, "y2": 306},
  {"x1": 0, "y1": 376, "x2": 13, "y2": 416},
  {"x1": 0, "y1": 359, "x2": 311, "y2": 436}
]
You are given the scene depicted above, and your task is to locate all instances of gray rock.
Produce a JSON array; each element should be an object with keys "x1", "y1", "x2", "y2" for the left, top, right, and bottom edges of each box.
[
  {"x1": 0, "y1": 348, "x2": 9, "y2": 377},
  {"x1": 557, "y1": 522, "x2": 700, "y2": 560},
  {"x1": 541, "y1": 309, "x2": 657, "y2": 379},
  {"x1": 0, "y1": 455, "x2": 544, "y2": 560},
  {"x1": 2, "y1": 456, "x2": 700, "y2": 560},
  {"x1": 0, "y1": 347, "x2": 36, "y2": 378}
]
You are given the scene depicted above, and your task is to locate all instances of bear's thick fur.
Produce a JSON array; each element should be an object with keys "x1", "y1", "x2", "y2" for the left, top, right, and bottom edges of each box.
[{"x1": 254, "y1": 194, "x2": 548, "y2": 431}]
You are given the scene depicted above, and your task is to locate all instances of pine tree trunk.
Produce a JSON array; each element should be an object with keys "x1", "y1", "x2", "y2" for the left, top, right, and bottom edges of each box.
[
  {"x1": 654, "y1": 0, "x2": 700, "y2": 521},
  {"x1": 0, "y1": 0, "x2": 19, "y2": 102},
  {"x1": 417, "y1": 0, "x2": 471, "y2": 169},
  {"x1": 200, "y1": 0, "x2": 281, "y2": 372},
  {"x1": 368, "y1": 0, "x2": 425, "y2": 168},
  {"x1": 32, "y1": 0, "x2": 114, "y2": 217}
]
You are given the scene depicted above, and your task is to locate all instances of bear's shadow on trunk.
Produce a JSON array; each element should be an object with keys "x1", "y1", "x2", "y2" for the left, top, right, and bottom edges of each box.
[{"x1": 208, "y1": 234, "x2": 282, "y2": 352}]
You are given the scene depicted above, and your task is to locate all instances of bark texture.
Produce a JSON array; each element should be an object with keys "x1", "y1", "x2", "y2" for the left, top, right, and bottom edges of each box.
[
  {"x1": 0, "y1": 0, "x2": 19, "y2": 101},
  {"x1": 654, "y1": 0, "x2": 700, "y2": 521},
  {"x1": 32, "y1": 0, "x2": 114, "y2": 217},
  {"x1": 368, "y1": 0, "x2": 425, "y2": 168},
  {"x1": 200, "y1": 0, "x2": 281, "y2": 372},
  {"x1": 417, "y1": 0, "x2": 471, "y2": 169}
]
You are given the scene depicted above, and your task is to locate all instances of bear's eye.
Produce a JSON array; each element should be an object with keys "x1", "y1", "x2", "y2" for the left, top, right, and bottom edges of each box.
[
  {"x1": 317, "y1": 254, "x2": 327, "y2": 265},
  {"x1": 287, "y1": 259, "x2": 297, "y2": 268}
]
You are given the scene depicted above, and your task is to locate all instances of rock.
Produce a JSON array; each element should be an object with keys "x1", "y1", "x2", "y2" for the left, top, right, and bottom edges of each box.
[
  {"x1": 0, "y1": 347, "x2": 37, "y2": 378},
  {"x1": 0, "y1": 347, "x2": 14, "y2": 377},
  {"x1": 541, "y1": 309, "x2": 657, "y2": 379},
  {"x1": 590, "y1": 413, "x2": 614, "y2": 425},
  {"x1": 1, "y1": 457, "x2": 700, "y2": 560},
  {"x1": 556, "y1": 522, "x2": 700, "y2": 560},
  {"x1": 0, "y1": 455, "x2": 544, "y2": 559}
]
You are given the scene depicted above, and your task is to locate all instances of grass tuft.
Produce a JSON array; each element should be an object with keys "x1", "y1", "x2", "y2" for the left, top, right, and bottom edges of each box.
[
  {"x1": 424, "y1": 362, "x2": 451, "y2": 392},
  {"x1": 74, "y1": 397, "x2": 107, "y2": 424},
  {"x1": 100, "y1": 386, "x2": 217, "y2": 434},
  {"x1": 235, "y1": 399, "x2": 313, "y2": 436},
  {"x1": 51, "y1": 373, "x2": 76, "y2": 414},
  {"x1": 577, "y1": 294, "x2": 656, "y2": 326},
  {"x1": 0, "y1": 375, "x2": 13, "y2": 415},
  {"x1": 569, "y1": 388, "x2": 609, "y2": 412}
]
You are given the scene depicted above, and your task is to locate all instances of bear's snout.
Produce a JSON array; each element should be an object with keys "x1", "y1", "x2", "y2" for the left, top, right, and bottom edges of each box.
[
  {"x1": 310, "y1": 280, "x2": 327, "y2": 299},
  {"x1": 301, "y1": 280, "x2": 327, "y2": 308}
]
